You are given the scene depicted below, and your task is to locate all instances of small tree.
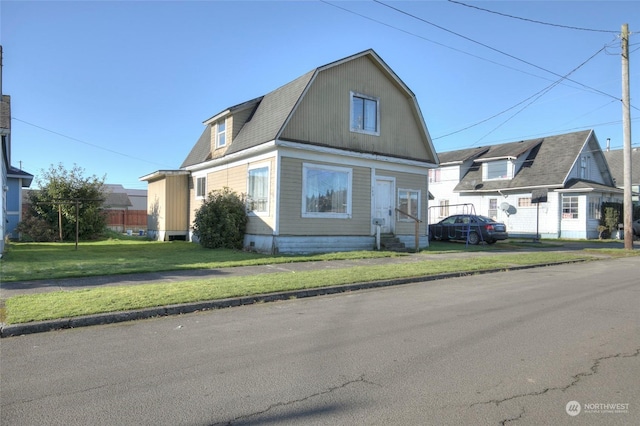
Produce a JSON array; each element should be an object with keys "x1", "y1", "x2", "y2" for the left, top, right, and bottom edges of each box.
[
  {"x1": 193, "y1": 188, "x2": 248, "y2": 249},
  {"x1": 23, "y1": 164, "x2": 107, "y2": 241}
]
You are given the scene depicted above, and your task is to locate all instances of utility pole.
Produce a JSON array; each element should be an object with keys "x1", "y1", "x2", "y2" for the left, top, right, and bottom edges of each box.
[{"x1": 621, "y1": 24, "x2": 633, "y2": 250}]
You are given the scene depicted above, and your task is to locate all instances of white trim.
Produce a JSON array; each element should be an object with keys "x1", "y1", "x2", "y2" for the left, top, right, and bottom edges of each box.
[
  {"x1": 302, "y1": 163, "x2": 353, "y2": 219},
  {"x1": 397, "y1": 188, "x2": 421, "y2": 222},
  {"x1": 185, "y1": 141, "x2": 277, "y2": 172},
  {"x1": 350, "y1": 91, "x2": 380, "y2": 136},
  {"x1": 276, "y1": 140, "x2": 434, "y2": 172},
  {"x1": 373, "y1": 175, "x2": 395, "y2": 234},
  {"x1": 247, "y1": 162, "x2": 270, "y2": 216}
]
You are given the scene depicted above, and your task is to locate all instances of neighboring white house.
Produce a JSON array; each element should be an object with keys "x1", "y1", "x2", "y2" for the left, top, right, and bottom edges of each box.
[{"x1": 429, "y1": 130, "x2": 623, "y2": 239}]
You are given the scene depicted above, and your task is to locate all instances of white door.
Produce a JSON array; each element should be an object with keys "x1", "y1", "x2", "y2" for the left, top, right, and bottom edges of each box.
[{"x1": 375, "y1": 178, "x2": 394, "y2": 234}]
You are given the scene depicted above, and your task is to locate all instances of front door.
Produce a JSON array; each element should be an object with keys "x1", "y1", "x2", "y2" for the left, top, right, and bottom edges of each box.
[{"x1": 374, "y1": 178, "x2": 394, "y2": 234}]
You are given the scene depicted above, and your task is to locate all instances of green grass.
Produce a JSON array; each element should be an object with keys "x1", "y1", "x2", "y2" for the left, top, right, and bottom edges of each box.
[
  {"x1": 0, "y1": 240, "x2": 407, "y2": 283},
  {"x1": 2, "y1": 238, "x2": 637, "y2": 325},
  {"x1": 3, "y1": 250, "x2": 598, "y2": 324}
]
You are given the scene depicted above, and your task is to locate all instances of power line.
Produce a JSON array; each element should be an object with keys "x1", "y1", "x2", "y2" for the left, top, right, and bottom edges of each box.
[
  {"x1": 447, "y1": 0, "x2": 617, "y2": 34},
  {"x1": 12, "y1": 117, "x2": 174, "y2": 169},
  {"x1": 470, "y1": 46, "x2": 609, "y2": 144},
  {"x1": 319, "y1": 0, "x2": 586, "y2": 89},
  {"x1": 372, "y1": 0, "x2": 621, "y2": 102}
]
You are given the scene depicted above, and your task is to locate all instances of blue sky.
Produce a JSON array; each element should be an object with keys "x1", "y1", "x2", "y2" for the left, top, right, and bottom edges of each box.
[{"x1": 2, "y1": 0, "x2": 638, "y2": 189}]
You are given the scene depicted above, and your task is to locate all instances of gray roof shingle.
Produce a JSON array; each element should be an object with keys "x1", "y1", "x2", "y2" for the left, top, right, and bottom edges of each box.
[
  {"x1": 602, "y1": 148, "x2": 640, "y2": 186},
  {"x1": 453, "y1": 130, "x2": 595, "y2": 192}
]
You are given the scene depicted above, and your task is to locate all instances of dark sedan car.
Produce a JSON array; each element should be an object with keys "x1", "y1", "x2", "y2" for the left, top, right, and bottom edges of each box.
[{"x1": 429, "y1": 214, "x2": 508, "y2": 245}]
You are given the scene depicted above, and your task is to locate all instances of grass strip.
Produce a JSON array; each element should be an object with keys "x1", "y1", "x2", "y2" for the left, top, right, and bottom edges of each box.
[
  {"x1": 0, "y1": 241, "x2": 405, "y2": 282},
  {"x1": 4, "y1": 252, "x2": 594, "y2": 324}
]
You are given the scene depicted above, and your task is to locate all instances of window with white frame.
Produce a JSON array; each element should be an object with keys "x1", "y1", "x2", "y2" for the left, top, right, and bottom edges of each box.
[
  {"x1": 350, "y1": 92, "x2": 379, "y2": 135},
  {"x1": 216, "y1": 120, "x2": 226, "y2": 148},
  {"x1": 580, "y1": 156, "x2": 589, "y2": 179},
  {"x1": 428, "y1": 168, "x2": 441, "y2": 183},
  {"x1": 562, "y1": 195, "x2": 579, "y2": 219},
  {"x1": 398, "y1": 189, "x2": 420, "y2": 220},
  {"x1": 518, "y1": 197, "x2": 532, "y2": 207},
  {"x1": 588, "y1": 196, "x2": 601, "y2": 220},
  {"x1": 439, "y1": 199, "x2": 449, "y2": 218},
  {"x1": 247, "y1": 166, "x2": 269, "y2": 214},
  {"x1": 488, "y1": 198, "x2": 498, "y2": 219},
  {"x1": 302, "y1": 163, "x2": 352, "y2": 218},
  {"x1": 484, "y1": 160, "x2": 511, "y2": 180},
  {"x1": 196, "y1": 177, "x2": 206, "y2": 198}
]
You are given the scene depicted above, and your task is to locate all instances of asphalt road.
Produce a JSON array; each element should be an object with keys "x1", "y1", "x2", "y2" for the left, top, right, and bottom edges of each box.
[{"x1": 1, "y1": 256, "x2": 638, "y2": 425}]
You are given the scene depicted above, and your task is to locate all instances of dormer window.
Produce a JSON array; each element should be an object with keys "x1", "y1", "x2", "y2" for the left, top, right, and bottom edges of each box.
[
  {"x1": 216, "y1": 120, "x2": 226, "y2": 148},
  {"x1": 483, "y1": 159, "x2": 513, "y2": 180},
  {"x1": 350, "y1": 92, "x2": 379, "y2": 135}
]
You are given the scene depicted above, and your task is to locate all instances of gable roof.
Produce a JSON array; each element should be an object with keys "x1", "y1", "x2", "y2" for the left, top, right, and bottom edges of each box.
[
  {"x1": 181, "y1": 49, "x2": 436, "y2": 168},
  {"x1": 452, "y1": 129, "x2": 604, "y2": 192},
  {"x1": 602, "y1": 147, "x2": 640, "y2": 186}
]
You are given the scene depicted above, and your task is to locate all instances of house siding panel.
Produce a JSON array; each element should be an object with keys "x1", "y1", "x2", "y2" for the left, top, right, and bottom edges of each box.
[
  {"x1": 377, "y1": 169, "x2": 428, "y2": 235},
  {"x1": 190, "y1": 161, "x2": 276, "y2": 236},
  {"x1": 164, "y1": 175, "x2": 188, "y2": 232},
  {"x1": 147, "y1": 179, "x2": 166, "y2": 232},
  {"x1": 280, "y1": 56, "x2": 432, "y2": 162},
  {"x1": 278, "y1": 157, "x2": 371, "y2": 236}
]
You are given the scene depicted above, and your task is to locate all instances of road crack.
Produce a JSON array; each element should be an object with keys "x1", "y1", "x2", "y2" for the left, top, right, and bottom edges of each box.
[
  {"x1": 471, "y1": 348, "x2": 640, "y2": 410},
  {"x1": 212, "y1": 374, "x2": 380, "y2": 425}
]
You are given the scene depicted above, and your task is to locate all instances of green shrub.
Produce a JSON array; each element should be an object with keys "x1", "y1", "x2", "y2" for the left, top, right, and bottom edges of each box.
[
  {"x1": 16, "y1": 214, "x2": 57, "y2": 242},
  {"x1": 192, "y1": 188, "x2": 248, "y2": 249}
]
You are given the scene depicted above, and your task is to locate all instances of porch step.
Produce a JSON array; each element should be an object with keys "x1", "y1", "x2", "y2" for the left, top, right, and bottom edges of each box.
[{"x1": 379, "y1": 234, "x2": 407, "y2": 252}]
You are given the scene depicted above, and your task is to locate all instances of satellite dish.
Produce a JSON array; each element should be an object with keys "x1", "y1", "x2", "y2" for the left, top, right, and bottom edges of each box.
[{"x1": 500, "y1": 202, "x2": 510, "y2": 212}]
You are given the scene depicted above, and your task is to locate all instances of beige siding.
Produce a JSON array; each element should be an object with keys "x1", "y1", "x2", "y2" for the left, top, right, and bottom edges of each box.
[
  {"x1": 378, "y1": 169, "x2": 428, "y2": 235},
  {"x1": 164, "y1": 175, "x2": 189, "y2": 231},
  {"x1": 189, "y1": 161, "x2": 276, "y2": 235},
  {"x1": 147, "y1": 175, "x2": 189, "y2": 234},
  {"x1": 280, "y1": 56, "x2": 433, "y2": 162},
  {"x1": 147, "y1": 179, "x2": 166, "y2": 231},
  {"x1": 278, "y1": 157, "x2": 371, "y2": 236}
]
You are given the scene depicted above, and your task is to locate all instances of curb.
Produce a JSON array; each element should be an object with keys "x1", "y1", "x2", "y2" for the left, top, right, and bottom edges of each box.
[{"x1": 0, "y1": 259, "x2": 587, "y2": 338}]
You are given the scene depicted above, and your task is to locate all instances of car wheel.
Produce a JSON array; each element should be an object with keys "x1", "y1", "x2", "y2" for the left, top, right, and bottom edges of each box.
[{"x1": 467, "y1": 231, "x2": 480, "y2": 245}]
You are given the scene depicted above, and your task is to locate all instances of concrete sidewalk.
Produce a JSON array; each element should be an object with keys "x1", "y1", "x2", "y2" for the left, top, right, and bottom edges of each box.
[{"x1": 1, "y1": 241, "x2": 635, "y2": 337}]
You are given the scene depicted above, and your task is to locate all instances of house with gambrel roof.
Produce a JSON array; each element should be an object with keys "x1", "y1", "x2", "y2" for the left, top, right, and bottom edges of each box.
[
  {"x1": 141, "y1": 50, "x2": 439, "y2": 253},
  {"x1": 429, "y1": 130, "x2": 623, "y2": 239}
]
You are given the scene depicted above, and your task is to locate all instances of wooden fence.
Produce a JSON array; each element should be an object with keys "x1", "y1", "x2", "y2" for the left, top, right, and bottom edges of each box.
[{"x1": 106, "y1": 210, "x2": 147, "y2": 232}]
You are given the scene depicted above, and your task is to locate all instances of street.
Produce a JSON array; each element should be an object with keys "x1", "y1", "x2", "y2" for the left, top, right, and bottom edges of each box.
[{"x1": 1, "y1": 256, "x2": 638, "y2": 425}]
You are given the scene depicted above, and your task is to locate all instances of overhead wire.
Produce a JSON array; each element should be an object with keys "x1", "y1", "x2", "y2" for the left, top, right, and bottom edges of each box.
[
  {"x1": 470, "y1": 45, "x2": 609, "y2": 145},
  {"x1": 12, "y1": 117, "x2": 174, "y2": 170},
  {"x1": 447, "y1": 0, "x2": 618, "y2": 34},
  {"x1": 372, "y1": 0, "x2": 620, "y2": 102}
]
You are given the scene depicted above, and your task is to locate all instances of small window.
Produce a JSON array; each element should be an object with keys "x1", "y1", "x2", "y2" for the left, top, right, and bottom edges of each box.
[
  {"x1": 488, "y1": 198, "x2": 498, "y2": 219},
  {"x1": 196, "y1": 177, "x2": 206, "y2": 198},
  {"x1": 216, "y1": 120, "x2": 226, "y2": 148},
  {"x1": 248, "y1": 166, "x2": 269, "y2": 214},
  {"x1": 302, "y1": 164, "x2": 352, "y2": 218},
  {"x1": 398, "y1": 189, "x2": 420, "y2": 221},
  {"x1": 562, "y1": 195, "x2": 579, "y2": 219},
  {"x1": 518, "y1": 197, "x2": 532, "y2": 207},
  {"x1": 484, "y1": 160, "x2": 511, "y2": 180},
  {"x1": 429, "y1": 169, "x2": 441, "y2": 183},
  {"x1": 350, "y1": 92, "x2": 379, "y2": 135},
  {"x1": 439, "y1": 199, "x2": 449, "y2": 218},
  {"x1": 588, "y1": 197, "x2": 601, "y2": 220},
  {"x1": 580, "y1": 156, "x2": 589, "y2": 179}
]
